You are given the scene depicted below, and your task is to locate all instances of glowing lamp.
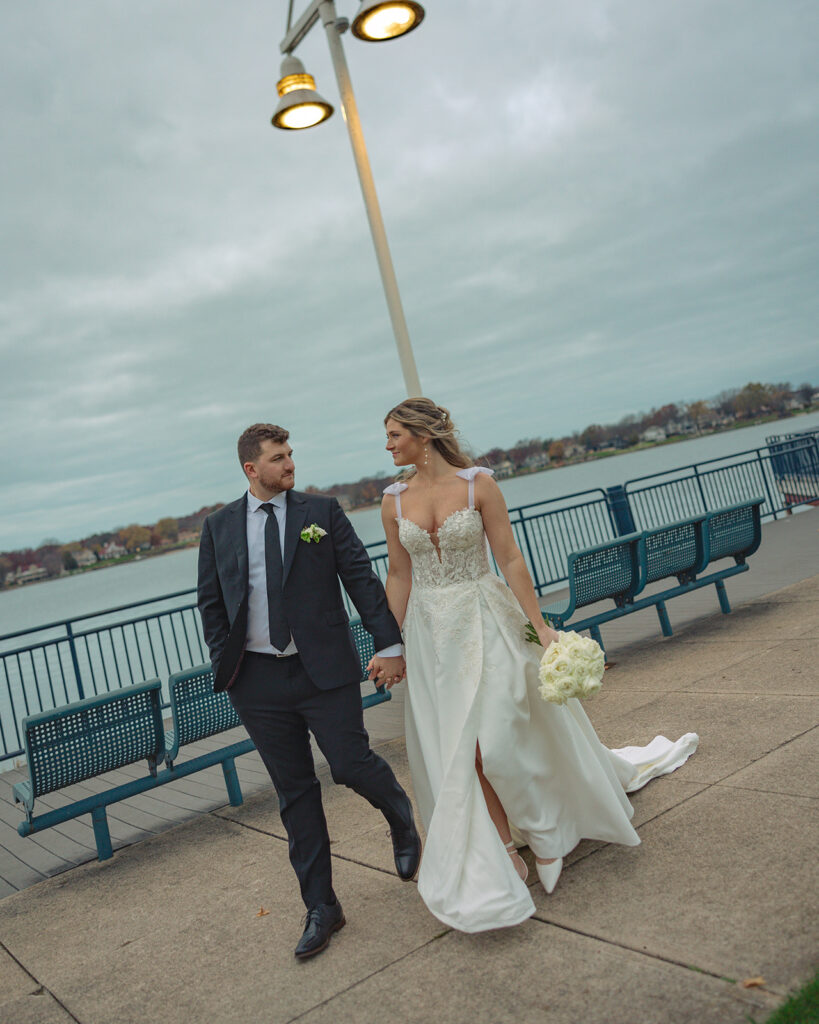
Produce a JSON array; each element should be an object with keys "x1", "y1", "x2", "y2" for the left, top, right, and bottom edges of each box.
[
  {"x1": 351, "y1": 1, "x2": 425, "y2": 41},
  {"x1": 271, "y1": 56, "x2": 334, "y2": 130}
]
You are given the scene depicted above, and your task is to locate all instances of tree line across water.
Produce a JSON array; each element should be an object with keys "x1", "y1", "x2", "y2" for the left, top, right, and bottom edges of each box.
[{"x1": 1, "y1": 380, "x2": 815, "y2": 589}]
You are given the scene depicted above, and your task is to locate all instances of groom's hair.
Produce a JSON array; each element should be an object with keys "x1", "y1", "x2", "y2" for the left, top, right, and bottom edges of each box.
[{"x1": 237, "y1": 423, "x2": 290, "y2": 468}]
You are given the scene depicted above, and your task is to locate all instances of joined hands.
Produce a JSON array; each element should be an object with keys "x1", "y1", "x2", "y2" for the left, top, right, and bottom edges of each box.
[{"x1": 366, "y1": 654, "x2": 406, "y2": 689}]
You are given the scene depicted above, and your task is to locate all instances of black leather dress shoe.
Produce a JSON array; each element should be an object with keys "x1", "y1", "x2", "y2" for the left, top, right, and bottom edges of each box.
[
  {"x1": 390, "y1": 821, "x2": 421, "y2": 880},
  {"x1": 294, "y1": 900, "x2": 346, "y2": 960}
]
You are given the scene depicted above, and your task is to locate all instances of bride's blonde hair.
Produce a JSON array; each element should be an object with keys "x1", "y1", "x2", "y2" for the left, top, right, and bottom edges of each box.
[{"x1": 385, "y1": 398, "x2": 473, "y2": 478}]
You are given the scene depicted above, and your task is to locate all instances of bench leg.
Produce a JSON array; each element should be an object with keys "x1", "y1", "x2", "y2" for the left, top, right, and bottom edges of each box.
[
  {"x1": 715, "y1": 579, "x2": 732, "y2": 614},
  {"x1": 589, "y1": 624, "x2": 605, "y2": 657},
  {"x1": 222, "y1": 758, "x2": 243, "y2": 807},
  {"x1": 655, "y1": 601, "x2": 673, "y2": 637},
  {"x1": 91, "y1": 806, "x2": 114, "y2": 861}
]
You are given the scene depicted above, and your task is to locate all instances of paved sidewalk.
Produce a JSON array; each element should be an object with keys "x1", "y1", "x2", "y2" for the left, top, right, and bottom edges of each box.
[{"x1": 0, "y1": 559, "x2": 817, "y2": 1021}]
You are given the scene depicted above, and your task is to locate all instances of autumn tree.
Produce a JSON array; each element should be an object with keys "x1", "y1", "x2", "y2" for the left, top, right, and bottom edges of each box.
[
  {"x1": 580, "y1": 425, "x2": 605, "y2": 451},
  {"x1": 119, "y1": 524, "x2": 151, "y2": 551},
  {"x1": 796, "y1": 382, "x2": 815, "y2": 407},
  {"x1": 734, "y1": 383, "x2": 770, "y2": 419},
  {"x1": 507, "y1": 439, "x2": 544, "y2": 465},
  {"x1": 647, "y1": 404, "x2": 680, "y2": 428},
  {"x1": 479, "y1": 448, "x2": 507, "y2": 467},
  {"x1": 37, "y1": 544, "x2": 64, "y2": 577},
  {"x1": 686, "y1": 401, "x2": 709, "y2": 432},
  {"x1": 155, "y1": 517, "x2": 179, "y2": 543},
  {"x1": 548, "y1": 440, "x2": 565, "y2": 462},
  {"x1": 713, "y1": 389, "x2": 740, "y2": 417}
]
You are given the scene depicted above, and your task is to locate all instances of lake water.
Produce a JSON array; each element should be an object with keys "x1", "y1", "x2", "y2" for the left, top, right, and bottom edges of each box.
[{"x1": 2, "y1": 411, "x2": 817, "y2": 637}]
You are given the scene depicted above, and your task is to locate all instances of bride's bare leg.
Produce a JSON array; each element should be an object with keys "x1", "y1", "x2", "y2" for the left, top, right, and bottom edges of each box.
[
  {"x1": 475, "y1": 743, "x2": 532, "y2": 881},
  {"x1": 475, "y1": 743, "x2": 556, "y2": 868},
  {"x1": 475, "y1": 743, "x2": 512, "y2": 844}
]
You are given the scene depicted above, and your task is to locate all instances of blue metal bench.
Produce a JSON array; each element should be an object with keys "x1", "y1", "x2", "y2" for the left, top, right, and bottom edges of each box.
[
  {"x1": 14, "y1": 624, "x2": 392, "y2": 860},
  {"x1": 623, "y1": 498, "x2": 764, "y2": 637},
  {"x1": 162, "y1": 646, "x2": 390, "y2": 806},
  {"x1": 542, "y1": 534, "x2": 643, "y2": 649},
  {"x1": 349, "y1": 618, "x2": 393, "y2": 711},
  {"x1": 542, "y1": 499, "x2": 764, "y2": 652},
  {"x1": 164, "y1": 664, "x2": 253, "y2": 806},
  {"x1": 14, "y1": 679, "x2": 166, "y2": 860}
]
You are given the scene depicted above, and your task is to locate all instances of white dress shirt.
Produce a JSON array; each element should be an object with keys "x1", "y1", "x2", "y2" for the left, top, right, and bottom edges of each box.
[
  {"x1": 244, "y1": 489, "x2": 402, "y2": 660},
  {"x1": 245, "y1": 490, "x2": 296, "y2": 655}
]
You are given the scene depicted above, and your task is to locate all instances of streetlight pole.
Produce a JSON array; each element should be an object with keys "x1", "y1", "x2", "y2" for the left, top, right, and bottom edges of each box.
[
  {"x1": 318, "y1": 1, "x2": 421, "y2": 397},
  {"x1": 275, "y1": 0, "x2": 423, "y2": 398}
]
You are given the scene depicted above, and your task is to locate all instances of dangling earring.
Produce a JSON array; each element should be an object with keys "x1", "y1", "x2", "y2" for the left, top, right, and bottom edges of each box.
[{"x1": 423, "y1": 444, "x2": 430, "y2": 466}]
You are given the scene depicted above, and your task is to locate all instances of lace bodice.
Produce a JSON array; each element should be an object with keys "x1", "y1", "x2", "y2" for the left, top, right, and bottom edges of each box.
[
  {"x1": 385, "y1": 467, "x2": 494, "y2": 589},
  {"x1": 399, "y1": 508, "x2": 491, "y2": 588}
]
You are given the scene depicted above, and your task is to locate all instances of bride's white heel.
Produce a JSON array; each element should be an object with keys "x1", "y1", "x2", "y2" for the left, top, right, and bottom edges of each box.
[
  {"x1": 535, "y1": 857, "x2": 563, "y2": 894},
  {"x1": 504, "y1": 841, "x2": 529, "y2": 882}
]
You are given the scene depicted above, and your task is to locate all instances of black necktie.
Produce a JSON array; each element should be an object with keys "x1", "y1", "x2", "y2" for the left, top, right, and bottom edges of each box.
[{"x1": 260, "y1": 503, "x2": 291, "y2": 651}]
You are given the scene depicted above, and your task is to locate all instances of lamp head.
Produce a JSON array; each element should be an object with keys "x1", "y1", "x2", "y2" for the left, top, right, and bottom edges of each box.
[
  {"x1": 271, "y1": 55, "x2": 333, "y2": 130},
  {"x1": 351, "y1": 1, "x2": 425, "y2": 41}
]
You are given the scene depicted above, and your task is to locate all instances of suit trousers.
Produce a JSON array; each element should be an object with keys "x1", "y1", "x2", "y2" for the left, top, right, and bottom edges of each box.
[{"x1": 229, "y1": 650, "x2": 413, "y2": 908}]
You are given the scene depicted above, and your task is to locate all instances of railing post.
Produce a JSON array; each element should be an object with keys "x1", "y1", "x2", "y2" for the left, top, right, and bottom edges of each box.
[
  {"x1": 606, "y1": 486, "x2": 636, "y2": 536},
  {"x1": 692, "y1": 464, "x2": 708, "y2": 513},
  {"x1": 757, "y1": 447, "x2": 778, "y2": 520},
  {"x1": 65, "y1": 622, "x2": 85, "y2": 700},
  {"x1": 516, "y1": 509, "x2": 542, "y2": 593}
]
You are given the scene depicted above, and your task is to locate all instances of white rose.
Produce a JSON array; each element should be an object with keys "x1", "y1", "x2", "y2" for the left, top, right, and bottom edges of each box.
[{"x1": 538, "y1": 630, "x2": 604, "y2": 704}]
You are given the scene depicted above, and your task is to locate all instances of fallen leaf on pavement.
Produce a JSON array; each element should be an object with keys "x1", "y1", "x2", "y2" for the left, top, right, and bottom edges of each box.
[
  {"x1": 256, "y1": 907, "x2": 270, "y2": 917},
  {"x1": 741, "y1": 977, "x2": 765, "y2": 988}
]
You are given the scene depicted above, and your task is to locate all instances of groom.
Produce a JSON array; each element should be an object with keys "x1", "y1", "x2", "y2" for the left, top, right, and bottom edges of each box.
[{"x1": 197, "y1": 423, "x2": 420, "y2": 960}]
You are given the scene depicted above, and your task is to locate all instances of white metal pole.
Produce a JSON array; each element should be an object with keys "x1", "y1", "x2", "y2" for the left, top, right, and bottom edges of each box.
[{"x1": 318, "y1": 0, "x2": 422, "y2": 398}]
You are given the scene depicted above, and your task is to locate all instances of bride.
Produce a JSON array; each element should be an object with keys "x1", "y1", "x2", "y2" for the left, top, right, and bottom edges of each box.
[{"x1": 374, "y1": 397, "x2": 698, "y2": 933}]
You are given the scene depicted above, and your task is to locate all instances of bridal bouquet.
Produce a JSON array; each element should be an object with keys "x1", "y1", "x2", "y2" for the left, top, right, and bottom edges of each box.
[{"x1": 526, "y1": 626, "x2": 605, "y2": 705}]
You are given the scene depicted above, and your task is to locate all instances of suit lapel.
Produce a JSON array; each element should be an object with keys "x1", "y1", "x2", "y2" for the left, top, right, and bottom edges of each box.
[
  {"x1": 230, "y1": 494, "x2": 249, "y2": 591},
  {"x1": 283, "y1": 491, "x2": 308, "y2": 584}
]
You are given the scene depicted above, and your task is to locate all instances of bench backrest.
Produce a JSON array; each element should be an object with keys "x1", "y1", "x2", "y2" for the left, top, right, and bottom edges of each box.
[
  {"x1": 349, "y1": 620, "x2": 376, "y2": 681},
  {"x1": 642, "y1": 515, "x2": 707, "y2": 585},
  {"x1": 569, "y1": 535, "x2": 642, "y2": 610},
  {"x1": 166, "y1": 665, "x2": 242, "y2": 758},
  {"x1": 22, "y1": 679, "x2": 165, "y2": 799},
  {"x1": 706, "y1": 499, "x2": 763, "y2": 563}
]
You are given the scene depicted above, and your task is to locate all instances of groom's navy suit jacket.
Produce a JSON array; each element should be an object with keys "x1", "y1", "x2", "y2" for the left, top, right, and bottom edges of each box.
[{"x1": 197, "y1": 490, "x2": 401, "y2": 692}]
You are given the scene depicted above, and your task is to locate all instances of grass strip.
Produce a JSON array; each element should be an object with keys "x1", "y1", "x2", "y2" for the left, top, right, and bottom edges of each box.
[{"x1": 748, "y1": 968, "x2": 819, "y2": 1024}]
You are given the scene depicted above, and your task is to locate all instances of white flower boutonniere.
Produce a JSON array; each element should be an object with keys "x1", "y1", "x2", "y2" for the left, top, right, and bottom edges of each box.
[{"x1": 300, "y1": 523, "x2": 327, "y2": 544}]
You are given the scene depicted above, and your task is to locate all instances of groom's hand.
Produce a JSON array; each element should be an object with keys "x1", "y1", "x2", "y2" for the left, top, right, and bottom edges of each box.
[{"x1": 367, "y1": 655, "x2": 406, "y2": 688}]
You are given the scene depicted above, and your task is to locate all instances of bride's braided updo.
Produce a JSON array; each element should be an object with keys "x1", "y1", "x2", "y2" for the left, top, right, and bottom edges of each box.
[{"x1": 385, "y1": 397, "x2": 473, "y2": 477}]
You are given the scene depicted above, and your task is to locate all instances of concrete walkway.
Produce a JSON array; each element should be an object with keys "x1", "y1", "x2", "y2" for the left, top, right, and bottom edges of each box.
[{"x1": 1, "y1": 525, "x2": 817, "y2": 1022}]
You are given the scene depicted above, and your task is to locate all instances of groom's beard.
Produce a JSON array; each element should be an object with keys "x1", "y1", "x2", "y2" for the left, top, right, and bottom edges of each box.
[{"x1": 259, "y1": 470, "x2": 295, "y2": 493}]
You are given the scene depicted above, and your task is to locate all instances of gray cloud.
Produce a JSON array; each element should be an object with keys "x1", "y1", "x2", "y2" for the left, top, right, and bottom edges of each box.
[{"x1": 1, "y1": 0, "x2": 817, "y2": 550}]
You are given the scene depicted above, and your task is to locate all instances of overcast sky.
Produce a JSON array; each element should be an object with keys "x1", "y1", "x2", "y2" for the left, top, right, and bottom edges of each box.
[{"x1": 1, "y1": 1, "x2": 817, "y2": 551}]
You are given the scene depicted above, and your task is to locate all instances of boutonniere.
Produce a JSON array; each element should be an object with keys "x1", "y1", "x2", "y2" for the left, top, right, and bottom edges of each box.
[{"x1": 300, "y1": 523, "x2": 327, "y2": 544}]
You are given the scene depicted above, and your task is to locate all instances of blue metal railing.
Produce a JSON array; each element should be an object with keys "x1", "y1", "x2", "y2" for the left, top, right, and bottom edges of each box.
[
  {"x1": 361, "y1": 486, "x2": 613, "y2": 597},
  {"x1": 624, "y1": 436, "x2": 818, "y2": 529},
  {"x1": 2, "y1": 433, "x2": 817, "y2": 766}
]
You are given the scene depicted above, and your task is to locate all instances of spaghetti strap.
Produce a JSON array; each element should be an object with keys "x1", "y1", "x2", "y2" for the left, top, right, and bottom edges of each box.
[
  {"x1": 455, "y1": 466, "x2": 495, "y2": 509},
  {"x1": 382, "y1": 482, "x2": 408, "y2": 519}
]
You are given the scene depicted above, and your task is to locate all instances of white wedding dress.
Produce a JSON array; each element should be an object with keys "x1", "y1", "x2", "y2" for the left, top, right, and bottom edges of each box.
[{"x1": 384, "y1": 468, "x2": 698, "y2": 933}]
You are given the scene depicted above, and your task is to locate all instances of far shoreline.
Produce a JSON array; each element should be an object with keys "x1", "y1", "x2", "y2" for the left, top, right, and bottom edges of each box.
[{"x1": 3, "y1": 407, "x2": 816, "y2": 591}]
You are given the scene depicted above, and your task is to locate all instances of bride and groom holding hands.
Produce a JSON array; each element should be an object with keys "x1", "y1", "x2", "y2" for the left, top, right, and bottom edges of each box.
[{"x1": 197, "y1": 398, "x2": 697, "y2": 959}]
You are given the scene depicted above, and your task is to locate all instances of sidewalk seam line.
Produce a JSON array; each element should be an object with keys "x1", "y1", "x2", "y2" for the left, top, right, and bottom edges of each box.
[
  {"x1": 526, "y1": 918, "x2": 788, "y2": 997},
  {"x1": 712, "y1": 722, "x2": 819, "y2": 787},
  {"x1": 716, "y1": 784, "x2": 817, "y2": 800},
  {"x1": 285, "y1": 931, "x2": 450, "y2": 1023},
  {"x1": 215, "y1": 815, "x2": 421, "y2": 880},
  {"x1": 0, "y1": 939, "x2": 84, "y2": 1023}
]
